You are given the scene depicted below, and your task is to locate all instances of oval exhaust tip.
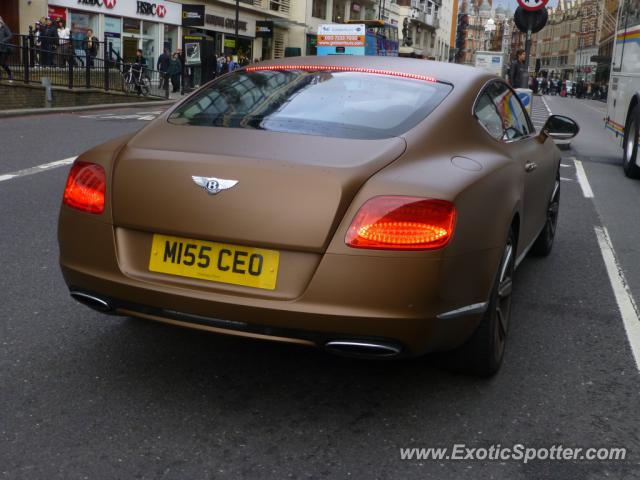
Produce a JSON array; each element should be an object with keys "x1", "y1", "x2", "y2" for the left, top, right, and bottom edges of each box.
[
  {"x1": 325, "y1": 340, "x2": 401, "y2": 358},
  {"x1": 70, "y1": 291, "x2": 112, "y2": 313}
]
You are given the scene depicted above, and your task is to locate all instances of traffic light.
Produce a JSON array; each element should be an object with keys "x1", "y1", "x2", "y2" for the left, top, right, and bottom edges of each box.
[{"x1": 535, "y1": 58, "x2": 541, "y2": 73}]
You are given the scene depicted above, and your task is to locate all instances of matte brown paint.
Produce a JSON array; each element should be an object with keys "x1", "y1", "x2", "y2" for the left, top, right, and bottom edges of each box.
[{"x1": 58, "y1": 56, "x2": 561, "y2": 355}]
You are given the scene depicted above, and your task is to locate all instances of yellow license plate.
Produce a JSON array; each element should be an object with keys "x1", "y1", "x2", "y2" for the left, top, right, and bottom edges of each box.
[{"x1": 149, "y1": 234, "x2": 279, "y2": 290}]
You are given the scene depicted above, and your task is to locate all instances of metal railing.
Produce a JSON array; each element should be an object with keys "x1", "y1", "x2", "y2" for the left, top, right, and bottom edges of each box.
[{"x1": 1, "y1": 34, "x2": 169, "y2": 99}]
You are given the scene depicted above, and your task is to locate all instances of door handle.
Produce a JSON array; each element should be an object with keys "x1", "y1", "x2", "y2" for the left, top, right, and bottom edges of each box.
[{"x1": 525, "y1": 161, "x2": 538, "y2": 172}]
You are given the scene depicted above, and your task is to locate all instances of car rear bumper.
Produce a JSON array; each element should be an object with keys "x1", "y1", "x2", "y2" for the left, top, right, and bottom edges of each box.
[{"x1": 59, "y1": 210, "x2": 501, "y2": 356}]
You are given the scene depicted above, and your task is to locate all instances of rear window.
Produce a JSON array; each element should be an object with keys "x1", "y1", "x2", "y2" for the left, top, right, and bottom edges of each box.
[{"x1": 167, "y1": 68, "x2": 452, "y2": 139}]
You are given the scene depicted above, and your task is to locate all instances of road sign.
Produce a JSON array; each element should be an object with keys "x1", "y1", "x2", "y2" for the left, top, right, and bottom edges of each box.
[
  {"x1": 515, "y1": 88, "x2": 533, "y2": 114},
  {"x1": 514, "y1": 7, "x2": 548, "y2": 34},
  {"x1": 517, "y1": 0, "x2": 549, "y2": 12}
]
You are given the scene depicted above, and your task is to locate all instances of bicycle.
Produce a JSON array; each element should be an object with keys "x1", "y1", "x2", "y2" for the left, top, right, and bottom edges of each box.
[{"x1": 121, "y1": 62, "x2": 150, "y2": 96}]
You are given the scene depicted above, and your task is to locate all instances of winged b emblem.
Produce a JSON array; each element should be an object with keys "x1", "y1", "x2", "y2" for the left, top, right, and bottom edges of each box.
[{"x1": 192, "y1": 176, "x2": 238, "y2": 195}]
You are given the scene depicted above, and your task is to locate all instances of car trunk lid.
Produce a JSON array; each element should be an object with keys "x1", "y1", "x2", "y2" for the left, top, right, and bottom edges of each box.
[{"x1": 111, "y1": 124, "x2": 406, "y2": 252}]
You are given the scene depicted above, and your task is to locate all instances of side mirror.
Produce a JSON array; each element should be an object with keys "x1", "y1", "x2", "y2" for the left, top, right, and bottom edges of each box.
[{"x1": 542, "y1": 115, "x2": 580, "y2": 140}]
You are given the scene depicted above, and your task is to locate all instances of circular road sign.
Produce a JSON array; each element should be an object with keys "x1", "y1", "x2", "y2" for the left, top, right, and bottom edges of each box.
[
  {"x1": 517, "y1": 0, "x2": 549, "y2": 11},
  {"x1": 514, "y1": 7, "x2": 549, "y2": 33}
]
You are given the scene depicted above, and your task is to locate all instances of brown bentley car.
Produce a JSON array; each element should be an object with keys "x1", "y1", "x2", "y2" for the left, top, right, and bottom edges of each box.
[{"x1": 58, "y1": 56, "x2": 578, "y2": 375}]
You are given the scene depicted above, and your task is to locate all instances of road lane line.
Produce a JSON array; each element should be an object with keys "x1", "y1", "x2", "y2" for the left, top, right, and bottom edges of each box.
[
  {"x1": 541, "y1": 96, "x2": 553, "y2": 115},
  {"x1": 573, "y1": 158, "x2": 594, "y2": 198},
  {"x1": 595, "y1": 226, "x2": 640, "y2": 372},
  {"x1": 0, "y1": 157, "x2": 76, "y2": 183}
]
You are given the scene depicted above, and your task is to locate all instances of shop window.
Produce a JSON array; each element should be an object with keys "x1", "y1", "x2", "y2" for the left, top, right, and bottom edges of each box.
[
  {"x1": 123, "y1": 18, "x2": 140, "y2": 34},
  {"x1": 312, "y1": 0, "x2": 327, "y2": 19},
  {"x1": 332, "y1": 0, "x2": 347, "y2": 22}
]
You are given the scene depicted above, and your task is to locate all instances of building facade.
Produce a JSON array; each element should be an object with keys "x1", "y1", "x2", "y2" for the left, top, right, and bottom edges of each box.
[
  {"x1": 13, "y1": 0, "x2": 306, "y2": 65},
  {"x1": 3, "y1": 0, "x2": 458, "y2": 65}
]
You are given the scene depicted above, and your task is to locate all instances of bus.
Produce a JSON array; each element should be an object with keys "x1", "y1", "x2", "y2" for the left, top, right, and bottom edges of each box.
[
  {"x1": 348, "y1": 20, "x2": 399, "y2": 57},
  {"x1": 606, "y1": 0, "x2": 640, "y2": 178},
  {"x1": 316, "y1": 20, "x2": 399, "y2": 57}
]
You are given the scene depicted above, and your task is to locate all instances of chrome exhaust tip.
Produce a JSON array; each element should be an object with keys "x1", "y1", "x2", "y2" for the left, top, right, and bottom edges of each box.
[
  {"x1": 70, "y1": 291, "x2": 112, "y2": 313},
  {"x1": 324, "y1": 340, "x2": 402, "y2": 358}
]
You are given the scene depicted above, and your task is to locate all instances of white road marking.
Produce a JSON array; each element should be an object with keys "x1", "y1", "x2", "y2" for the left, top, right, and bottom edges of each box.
[
  {"x1": 79, "y1": 110, "x2": 162, "y2": 121},
  {"x1": 560, "y1": 163, "x2": 571, "y2": 168},
  {"x1": 560, "y1": 177, "x2": 574, "y2": 182},
  {"x1": 595, "y1": 226, "x2": 640, "y2": 372},
  {"x1": 573, "y1": 158, "x2": 594, "y2": 198},
  {"x1": 541, "y1": 96, "x2": 553, "y2": 115},
  {"x1": 0, "y1": 157, "x2": 76, "y2": 183}
]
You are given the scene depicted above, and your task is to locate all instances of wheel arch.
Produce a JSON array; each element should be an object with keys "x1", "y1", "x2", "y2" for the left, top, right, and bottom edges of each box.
[{"x1": 626, "y1": 94, "x2": 639, "y2": 128}]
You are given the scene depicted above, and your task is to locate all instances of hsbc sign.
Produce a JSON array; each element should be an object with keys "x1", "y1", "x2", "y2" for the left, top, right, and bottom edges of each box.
[
  {"x1": 76, "y1": 0, "x2": 116, "y2": 7},
  {"x1": 51, "y1": 0, "x2": 181, "y2": 24},
  {"x1": 137, "y1": 1, "x2": 167, "y2": 18}
]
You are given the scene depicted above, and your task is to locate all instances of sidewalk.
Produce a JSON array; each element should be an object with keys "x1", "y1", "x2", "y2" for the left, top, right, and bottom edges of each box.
[{"x1": 0, "y1": 97, "x2": 177, "y2": 118}]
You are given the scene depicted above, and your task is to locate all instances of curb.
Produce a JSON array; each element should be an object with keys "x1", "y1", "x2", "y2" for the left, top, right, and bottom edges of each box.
[{"x1": 0, "y1": 99, "x2": 177, "y2": 118}]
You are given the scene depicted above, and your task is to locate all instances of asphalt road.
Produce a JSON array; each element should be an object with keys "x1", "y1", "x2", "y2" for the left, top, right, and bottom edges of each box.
[{"x1": 1, "y1": 101, "x2": 640, "y2": 479}]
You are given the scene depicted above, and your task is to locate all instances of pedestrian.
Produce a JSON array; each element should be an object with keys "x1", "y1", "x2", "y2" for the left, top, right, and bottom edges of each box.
[
  {"x1": 509, "y1": 49, "x2": 526, "y2": 88},
  {"x1": 57, "y1": 19, "x2": 72, "y2": 67},
  {"x1": 0, "y1": 16, "x2": 13, "y2": 81},
  {"x1": 226, "y1": 55, "x2": 237, "y2": 72},
  {"x1": 216, "y1": 53, "x2": 224, "y2": 75},
  {"x1": 84, "y1": 29, "x2": 98, "y2": 67},
  {"x1": 41, "y1": 17, "x2": 57, "y2": 66},
  {"x1": 168, "y1": 51, "x2": 181, "y2": 93},
  {"x1": 157, "y1": 47, "x2": 170, "y2": 89},
  {"x1": 34, "y1": 21, "x2": 43, "y2": 65},
  {"x1": 132, "y1": 49, "x2": 147, "y2": 94}
]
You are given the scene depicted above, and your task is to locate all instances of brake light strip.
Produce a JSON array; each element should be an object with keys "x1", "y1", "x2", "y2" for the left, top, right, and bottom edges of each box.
[{"x1": 243, "y1": 65, "x2": 437, "y2": 83}]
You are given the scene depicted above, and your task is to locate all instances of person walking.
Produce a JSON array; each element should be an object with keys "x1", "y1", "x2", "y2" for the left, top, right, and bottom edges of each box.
[
  {"x1": 41, "y1": 18, "x2": 57, "y2": 66},
  {"x1": 226, "y1": 55, "x2": 237, "y2": 73},
  {"x1": 157, "y1": 47, "x2": 170, "y2": 89},
  {"x1": 0, "y1": 16, "x2": 13, "y2": 81},
  {"x1": 132, "y1": 49, "x2": 147, "y2": 95},
  {"x1": 57, "y1": 19, "x2": 72, "y2": 67},
  {"x1": 84, "y1": 29, "x2": 98, "y2": 67},
  {"x1": 509, "y1": 49, "x2": 526, "y2": 88},
  {"x1": 168, "y1": 51, "x2": 181, "y2": 93}
]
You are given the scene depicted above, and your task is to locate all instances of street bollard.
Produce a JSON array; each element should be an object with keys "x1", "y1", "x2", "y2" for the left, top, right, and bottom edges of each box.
[{"x1": 42, "y1": 77, "x2": 53, "y2": 108}]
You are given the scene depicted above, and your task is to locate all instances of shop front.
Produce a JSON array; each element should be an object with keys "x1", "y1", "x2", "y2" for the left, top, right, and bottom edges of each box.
[
  {"x1": 182, "y1": 4, "x2": 264, "y2": 62},
  {"x1": 46, "y1": 0, "x2": 181, "y2": 66}
]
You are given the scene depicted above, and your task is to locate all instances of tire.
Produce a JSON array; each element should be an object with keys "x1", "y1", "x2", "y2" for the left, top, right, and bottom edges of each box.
[
  {"x1": 122, "y1": 75, "x2": 133, "y2": 94},
  {"x1": 140, "y1": 77, "x2": 151, "y2": 97},
  {"x1": 447, "y1": 229, "x2": 516, "y2": 376},
  {"x1": 530, "y1": 171, "x2": 560, "y2": 257},
  {"x1": 623, "y1": 106, "x2": 640, "y2": 179}
]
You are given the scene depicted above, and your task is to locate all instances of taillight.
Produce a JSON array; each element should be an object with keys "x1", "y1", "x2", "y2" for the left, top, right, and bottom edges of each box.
[
  {"x1": 63, "y1": 161, "x2": 106, "y2": 214},
  {"x1": 345, "y1": 196, "x2": 456, "y2": 250}
]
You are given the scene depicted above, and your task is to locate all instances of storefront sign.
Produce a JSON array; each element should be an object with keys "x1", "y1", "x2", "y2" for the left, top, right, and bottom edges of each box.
[
  {"x1": 182, "y1": 4, "x2": 205, "y2": 27},
  {"x1": 50, "y1": 0, "x2": 181, "y2": 25},
  {"x1": 136, "y1": 1, "x2": 167, "y2": 18},
  {"x1": 255, "y1": 21, "x2": 273, "y2": 38},
  {"x1": 48, "y1": 5, "x2": 67, "y2": 21},
  {"x1": 205, "y1": 14, "x2": 247, "y2": 32}
]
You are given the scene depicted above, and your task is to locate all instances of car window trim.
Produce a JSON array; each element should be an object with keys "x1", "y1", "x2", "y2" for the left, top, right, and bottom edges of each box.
[
  {"x1": 472, "y1": 79, "x2": 537, "y2": 144},
  {"x1": 473, "y1": 91, "x2": 504, "y2": 141}
]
